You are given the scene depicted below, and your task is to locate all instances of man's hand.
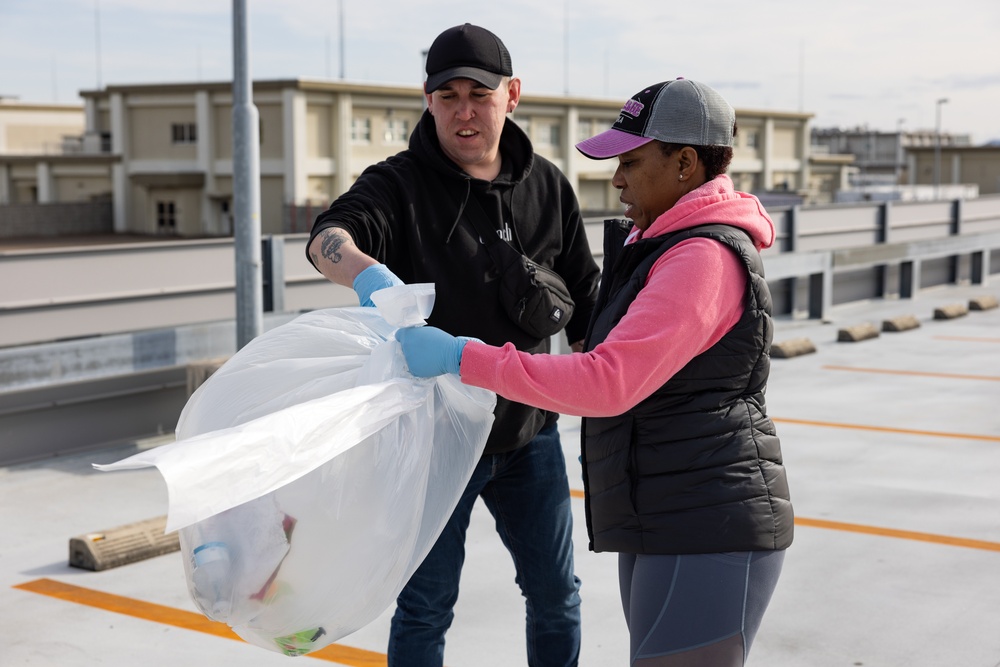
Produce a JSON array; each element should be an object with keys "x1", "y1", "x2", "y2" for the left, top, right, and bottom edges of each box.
[
  {"x1": 353, "y1": 264, "x2": 404, "y2": 307},
  {"x1": 396, "y1": 326, "x2": 473, "y2": 377}
]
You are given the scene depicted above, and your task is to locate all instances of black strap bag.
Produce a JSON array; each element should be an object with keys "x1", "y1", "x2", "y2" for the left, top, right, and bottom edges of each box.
[{"x1": 464, "y1": 196, "x2": 575, "y2": 340}]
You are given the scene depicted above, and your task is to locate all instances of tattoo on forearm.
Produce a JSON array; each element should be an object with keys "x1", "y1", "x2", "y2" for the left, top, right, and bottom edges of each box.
[{"x1": 316, "y1": 229, "x2": 348, "y2": 265}]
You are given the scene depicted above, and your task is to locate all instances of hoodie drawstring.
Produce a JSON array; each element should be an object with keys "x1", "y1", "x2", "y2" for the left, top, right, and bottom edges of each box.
[{"x1": 444, "y1": 179, "x2": 472, "y2": 244}]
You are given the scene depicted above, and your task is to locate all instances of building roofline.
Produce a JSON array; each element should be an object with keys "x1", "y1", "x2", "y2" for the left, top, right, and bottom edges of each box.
[
  {"x1": 0, "y1": 100, "x2": 84, "y2": 111},
  {"x1": 77, "y1": 78, "x2": 814, "y2": 119},
  {"x1": 0, "y1": 153, "x2": 119, "y2": 163},
  {"x1": 907, "y1": 144, "x2": 1000, "y2": 152}
]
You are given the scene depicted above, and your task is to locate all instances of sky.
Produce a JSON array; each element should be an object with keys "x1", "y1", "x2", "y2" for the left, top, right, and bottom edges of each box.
[{"x1": 2, "y1": 0, "x2": 1000, "y2": 144}]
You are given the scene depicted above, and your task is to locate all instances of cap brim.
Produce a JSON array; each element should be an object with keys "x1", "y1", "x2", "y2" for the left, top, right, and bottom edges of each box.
[
  {"x1": 575, "y1": 129, "x2": 654, "y2": 159},
  {"x1": 426, "y1": 67, "x2": 504, "y2": 93}
]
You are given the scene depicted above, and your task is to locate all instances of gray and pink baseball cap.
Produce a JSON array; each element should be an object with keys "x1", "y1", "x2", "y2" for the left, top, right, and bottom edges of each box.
[{"x1": 576, "y1": 78, "x2": 735, "y2": 159}]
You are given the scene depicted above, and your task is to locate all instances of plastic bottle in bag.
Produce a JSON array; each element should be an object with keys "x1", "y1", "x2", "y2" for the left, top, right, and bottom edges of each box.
[
  {"x1": 190, "y1": 541, "x2": 234, "y2": 621},
  {"x1": 274, "y1": 627, "x2": 327, "y2": 656}
]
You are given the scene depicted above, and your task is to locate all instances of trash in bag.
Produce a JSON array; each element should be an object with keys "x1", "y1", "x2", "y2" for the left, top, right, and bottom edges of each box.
[{"x1": 95, "y1": 284, "x2": 496, "y2": 656}]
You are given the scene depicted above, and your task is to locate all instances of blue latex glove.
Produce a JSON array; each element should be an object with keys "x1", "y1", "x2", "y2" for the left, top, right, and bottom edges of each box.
[
  {"x1": 396, "y1": 326, "x2": 474, "y2": 377},
  {"x1": 352, "y1": 264, "x2": 404, "y2": 307}
]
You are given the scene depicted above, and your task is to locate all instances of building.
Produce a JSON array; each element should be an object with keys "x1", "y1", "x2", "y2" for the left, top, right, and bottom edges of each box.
[
  {"x1": 0, "y1": 98, "x2": 85, "y2": 155},
  {"x1": 907, "y1": 144, "x2": 1000, "y2": 196},
  {"x1": 805, "y1": 146, "x2": 857, "y2": 205},
  {"x1": 811, "y1": 126, "x2": 974, "y2": 189},
  {"x1": 6, "y1": 80, "x2": 812, "y2": 238},
  {"x1": 0, "y1": 99, "x2": 116, "y2": 206}
]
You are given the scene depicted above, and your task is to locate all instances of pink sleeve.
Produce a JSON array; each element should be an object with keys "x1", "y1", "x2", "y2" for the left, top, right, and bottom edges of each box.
[{"x1": 459, "y1": 238, "x2": 748, "y2": 416}]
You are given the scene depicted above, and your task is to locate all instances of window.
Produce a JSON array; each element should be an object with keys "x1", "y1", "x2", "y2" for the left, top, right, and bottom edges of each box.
[
  {"x1": 384, "y1": 117, "x2": 410, "y2": 144},
  {"x1": 351, "y1": 117, "x2": 371, "y2": 143},
  {"x1": 171, "y1": 123, "x2": 197, "y2": 144},
  {"x1": 534, "y1": 121, "x2": 561, "y2": 148},
  {"x1": 537, "y1": 122, "x2": 561, "y2": 148},
  {"x1": 511, "y1": 116, "x2": 530, "y2": 137},
  {"x1": 157, "y1": 201, "x2": 176, "y2": 229},
  {"x1": 577, "y1": 119, "x2": 610, "y2": 143},
  {"x1": 745, "y1": 130, "x2": 759, "y2": 149}
]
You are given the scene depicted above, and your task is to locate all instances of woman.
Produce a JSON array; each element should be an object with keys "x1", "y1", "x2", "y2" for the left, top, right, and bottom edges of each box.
[{"x1": 397, "y1": 78, "x2": 793, "y2": 666}]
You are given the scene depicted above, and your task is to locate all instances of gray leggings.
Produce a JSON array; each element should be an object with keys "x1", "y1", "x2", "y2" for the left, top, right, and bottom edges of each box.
[{"x1": 619, "y1": 550, "x2": 785, "y2": 666}]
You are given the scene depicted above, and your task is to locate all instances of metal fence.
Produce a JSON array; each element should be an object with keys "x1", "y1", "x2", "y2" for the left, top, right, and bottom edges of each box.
[
  {"x1": 2, "y1": 195, "x2": 999, "y2": 350},
  {"x1": 2, "y1": 193, "x2": 999, "y2": 464}
]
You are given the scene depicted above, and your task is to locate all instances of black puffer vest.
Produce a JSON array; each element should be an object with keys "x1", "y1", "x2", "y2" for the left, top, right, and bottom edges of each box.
[{"x1": 581, "y1": 221, "x2": 794, "y2": 554}]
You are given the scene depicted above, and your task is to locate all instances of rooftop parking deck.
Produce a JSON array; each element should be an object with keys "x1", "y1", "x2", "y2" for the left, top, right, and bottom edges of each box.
[{"x1": 3, "y1": 279, "x2": 1000, "y2": 667}]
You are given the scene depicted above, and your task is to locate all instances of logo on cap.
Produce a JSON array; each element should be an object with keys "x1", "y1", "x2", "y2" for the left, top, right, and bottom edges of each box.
[{"x1": 621, "y1": 98, "x2": 645, "y2": 117}]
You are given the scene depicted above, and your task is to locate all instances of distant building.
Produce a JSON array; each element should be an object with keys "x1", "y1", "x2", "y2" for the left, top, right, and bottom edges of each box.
[
  {"x1": 3, "y1": 80, "x2": 813, "y2": 237},
  {"x1": 805, "y1": 145, "x2": 857, "y2": 204},
  {"x1": 0, "y1": 99, "x2": 85, "y2": 155},
  {"x1": 0, "y1": 99, "x2": 115, "y2": 206},
  {"x1": 907, "y1": 144, "x2": 1000, "y2": 196},
  {"x1": 810, "y1": 125, "x2": 977, "y2": 189}
]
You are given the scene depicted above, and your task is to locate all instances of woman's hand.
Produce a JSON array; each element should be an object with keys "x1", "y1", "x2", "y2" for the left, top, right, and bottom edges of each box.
[{"x1": 396, "y1": 326, "x2": 472, "y2": 377}]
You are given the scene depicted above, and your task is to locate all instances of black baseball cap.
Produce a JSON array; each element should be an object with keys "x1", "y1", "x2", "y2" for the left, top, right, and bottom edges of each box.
[{"x1": 425, "y1": 23, "x2": 513, "y2": 93}]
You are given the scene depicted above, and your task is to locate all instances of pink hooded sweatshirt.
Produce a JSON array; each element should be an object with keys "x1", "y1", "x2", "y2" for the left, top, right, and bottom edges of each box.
[{"x1": 460, "y1": 174, "x2": 776, "y2": 417}]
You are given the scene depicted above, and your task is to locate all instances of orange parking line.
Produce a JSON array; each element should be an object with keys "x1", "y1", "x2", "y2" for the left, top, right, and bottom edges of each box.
[
  {"x1": 794, "y1": 517, "x2": 1000, "y2": 552},
  {"x1": 771, "y1": 417, "x2": 1000, "y2": 442},
  {"x1": 822, "y1": 365, "x2": 1000, "y2": 382},
  {"x1": 567, "y1": 494, "x2": 1000, "y2": 552},
  {"x1": 12, "y1": 578, "x2": 386, "y2": 666},
  {"x1": 934, "y1": 335, "x2": 1000, "y2": 343}
]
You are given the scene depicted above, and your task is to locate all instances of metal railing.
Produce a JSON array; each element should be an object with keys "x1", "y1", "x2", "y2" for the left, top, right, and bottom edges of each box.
[
  {"x1": 2, "y1": 193, "x2": 998, "y2": 464},
  {"x1": 2, "y1": 195, "x2": 998, "y2": 350}
]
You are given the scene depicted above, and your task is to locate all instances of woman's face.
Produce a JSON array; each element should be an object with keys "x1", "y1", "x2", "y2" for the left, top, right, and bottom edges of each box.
[{"x1": 611, "y1": 142, "x2": 691, "y2": 230}]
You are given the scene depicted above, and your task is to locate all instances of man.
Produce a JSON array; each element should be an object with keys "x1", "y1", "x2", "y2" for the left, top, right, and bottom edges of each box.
[{"x1": 306, "y1": 23, "x2": 600, "y2": 667}]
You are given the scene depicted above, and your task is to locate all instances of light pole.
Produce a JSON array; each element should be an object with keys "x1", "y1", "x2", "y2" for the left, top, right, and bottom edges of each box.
[
  {"x1": 934, "y1": 98, "x2": 948, "y2": 199},
  {"x1": 232, "y1": 0, "x2": 263, "y2": 349},
  {"x1": 895, "y1": 118, "x2": 905, "y2": 190}
]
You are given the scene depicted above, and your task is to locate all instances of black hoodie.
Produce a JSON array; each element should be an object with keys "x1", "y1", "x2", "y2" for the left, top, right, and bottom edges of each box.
[{"x1": 309, "y1": 109, "x2": 600, "y2": 453}]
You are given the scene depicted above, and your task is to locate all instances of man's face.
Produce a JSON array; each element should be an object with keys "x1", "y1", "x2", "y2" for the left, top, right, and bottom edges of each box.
[{"x1": 425, "y1": 77, "x2": 521, "y2": 180}]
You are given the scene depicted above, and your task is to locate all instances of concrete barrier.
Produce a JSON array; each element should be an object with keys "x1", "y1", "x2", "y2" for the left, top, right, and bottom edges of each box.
[
  {"x1": 933, "y1": 303, "x2": 969, "y2": 320},
  {"x1": 186, "y1": 357, "x2": 229, "y2": 396},
  {"x1": 838, "y1": 323, "x2": 881, "y2": 342},
  {"x1": 882, "y1": 315, "x2": 921, "y2": 332},
  {"x1": 69, "y1": 516, "x2": 178, "y2": 571},
  {"x1": 771, "y1": 337, "x2": 817, "y2": 359},
  {"x1": 969, "y1": 295, "x2": 999, "y2": 311}
]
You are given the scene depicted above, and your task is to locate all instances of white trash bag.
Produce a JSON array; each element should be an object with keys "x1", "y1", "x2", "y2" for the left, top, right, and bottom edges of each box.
[{"x1": 95, "y1": 284, "x2": 496, "y2": 656}]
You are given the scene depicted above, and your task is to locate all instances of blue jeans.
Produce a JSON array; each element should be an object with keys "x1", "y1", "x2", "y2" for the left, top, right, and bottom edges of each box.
[{"x1": 387, "y1": 423, "x2": 582, "y2": 667}]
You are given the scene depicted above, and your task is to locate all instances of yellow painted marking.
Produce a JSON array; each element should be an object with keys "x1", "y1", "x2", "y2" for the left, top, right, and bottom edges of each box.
[
  {"x1": 772, "y1": 417, "x2": 1000, "y2": 442},
  {"x1": 822, "y1": 365, "x2": 1000, "y2": 382},
  {"x1": 13, "y1": 578, "x2": 386, "y2": 666}
]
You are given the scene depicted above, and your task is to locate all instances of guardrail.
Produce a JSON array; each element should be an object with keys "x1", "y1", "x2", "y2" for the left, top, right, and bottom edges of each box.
[
  {"x1": 2, "y1": 196, "x2": 999, "y2": 349},
  {"x1": 2, "y1": 194, "x2": 999, "y2": 465},
  {"x1": 1, "y1": 198, "x2": 997, "y2": 349}
]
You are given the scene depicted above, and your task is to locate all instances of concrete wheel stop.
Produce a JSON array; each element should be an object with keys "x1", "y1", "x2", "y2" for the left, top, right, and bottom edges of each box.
[
  {"x1": 837, "y1": 322, "x2": 881, "y2": 342},
  {"x1": 882, "y1": 315, "x2": 921, "y2": 332},
  {"x1": 69, "y1": 515, "x2": 179, "y2": 571},
  {"x1": 771, "y1": 337, "x2": 817, "y2": 358},
  {"x1": 933, "y1": 303, "x2": 969, "y2": 320}
]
